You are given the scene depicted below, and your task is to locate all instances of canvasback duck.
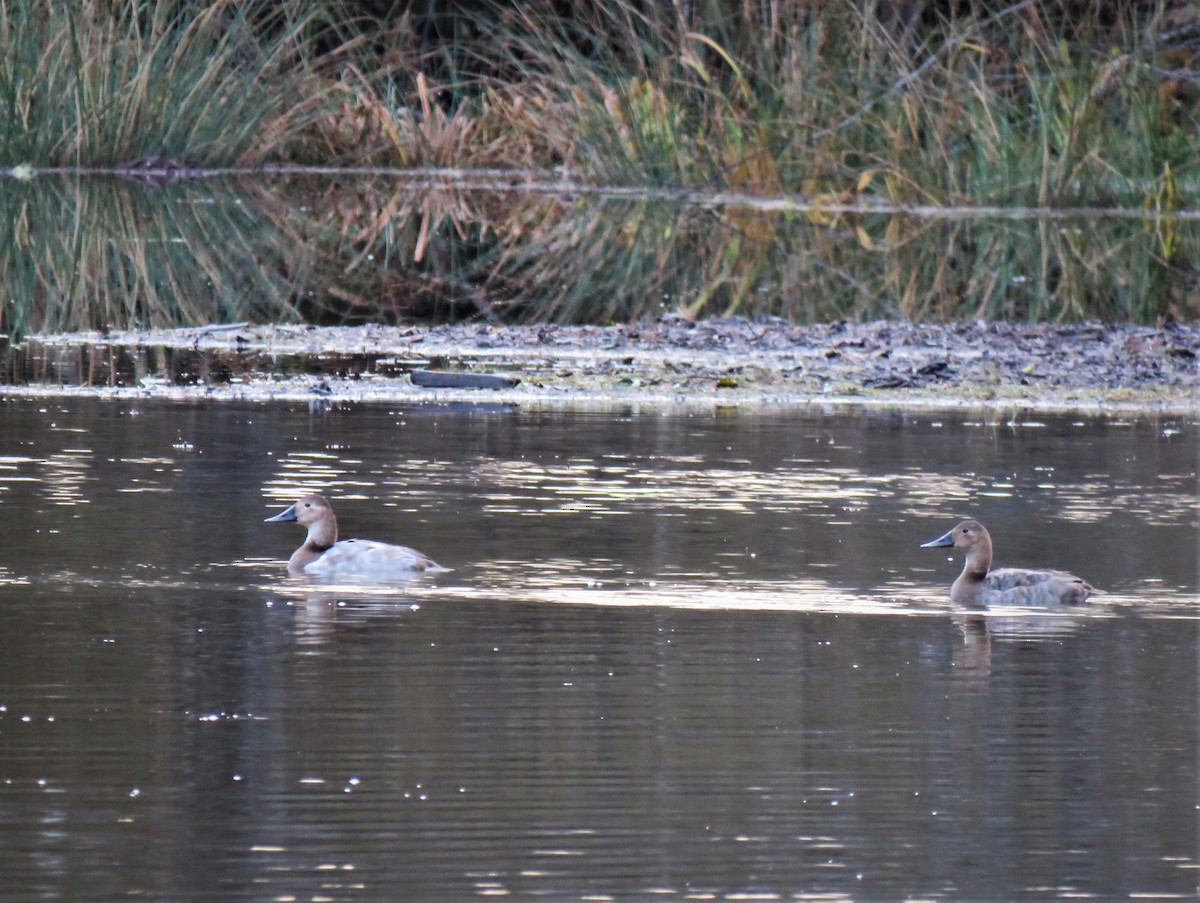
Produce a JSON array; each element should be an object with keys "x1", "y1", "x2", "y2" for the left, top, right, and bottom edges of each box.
[
  {"x1": 920, "y1": 519, "x2": 1098, "y2": 606},
  {"x1": 265, "y1": 494, "x2": 444, "y2": 579}
]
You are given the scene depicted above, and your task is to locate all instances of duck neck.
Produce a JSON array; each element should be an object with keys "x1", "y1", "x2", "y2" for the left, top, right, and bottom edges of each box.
[
  {"x1": 958, "y1": 563, "x2": 987, "y2": 585},
  {"x1": 950, "y1": 570, "x2": 986, "y2": 606},
  {"x1": 305, "y1": 517, "x2": 337, "y2": 552},
  {"x1": 287, "y1": 518, "x2": 337, "y2": 574},
  {"x1": 961, "y1": 542, "x2": 992, "y2": 582}
]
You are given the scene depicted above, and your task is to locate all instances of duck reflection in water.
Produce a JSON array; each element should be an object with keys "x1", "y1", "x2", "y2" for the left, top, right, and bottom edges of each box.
[
  {"x1": 265, "y1": 494, "x2": 446, "y2": 580},
  {"x1": 921, "y1": 519, "x2": 1098, "y2": 606}
]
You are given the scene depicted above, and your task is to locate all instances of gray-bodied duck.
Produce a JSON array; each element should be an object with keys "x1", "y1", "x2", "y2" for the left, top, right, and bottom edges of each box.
[
  {"x1": 265, "y1": 494, "x2": 445, "y2": 579},
  {"x1": 920, "y1": 519, "x2": 1098, "y2": 606}
]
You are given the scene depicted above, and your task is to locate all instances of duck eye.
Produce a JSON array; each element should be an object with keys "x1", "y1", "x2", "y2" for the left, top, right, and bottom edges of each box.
[{"x1": 304, "y1": 503, "x2": 311, "y2": 508}]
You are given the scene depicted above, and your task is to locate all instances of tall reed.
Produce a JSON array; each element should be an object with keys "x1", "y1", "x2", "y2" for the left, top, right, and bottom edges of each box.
[
  {"x1": 0, "y1": 0, "x2": 342, "y2": 166},
  {"x1": 351, "y1": 0, "x2": 1196, "y2": 209}
]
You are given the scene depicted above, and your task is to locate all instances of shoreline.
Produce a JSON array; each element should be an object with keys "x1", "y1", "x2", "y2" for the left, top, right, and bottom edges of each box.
[{"x1": 4, "y1": 318, "x2": 1197, "y2": 416}]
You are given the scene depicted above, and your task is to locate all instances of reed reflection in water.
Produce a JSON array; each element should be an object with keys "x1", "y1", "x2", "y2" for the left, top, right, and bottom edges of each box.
[
  {"x1": 2, "y1": 175, "x2": 1195, "y2": 339},
  {"x1": 0, "y1": 398, "x2": 1194, "y2": 900}
]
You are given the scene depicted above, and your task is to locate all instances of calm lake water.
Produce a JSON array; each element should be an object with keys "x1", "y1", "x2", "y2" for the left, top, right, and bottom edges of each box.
[
  {"x1": 1, "y1": 175, "x2": 1195, "y2": 338},
  {"x1": 0, "y1": 397, "x2": 1196, "y2": 901}
]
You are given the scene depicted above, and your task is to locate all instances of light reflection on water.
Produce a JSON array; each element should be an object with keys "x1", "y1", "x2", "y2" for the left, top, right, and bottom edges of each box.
[{"x1": 0, "y1": 397, "x2": 1195, "y2": 900}]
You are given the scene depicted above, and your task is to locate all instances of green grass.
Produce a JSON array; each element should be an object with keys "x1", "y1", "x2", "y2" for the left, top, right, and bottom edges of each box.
[
  {"x1": 3, "y1": 0, "x2": 1194, "y2": 200},
  {"x1": 0, "y1": 0, "x2": 343, "y2": 167},
  {"x1": 452, "y1": 0, "x2": 1198, "y2": 207}
]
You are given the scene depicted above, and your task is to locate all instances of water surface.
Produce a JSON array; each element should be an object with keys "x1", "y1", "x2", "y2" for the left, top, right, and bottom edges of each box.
[
  {"x1": 2, "y1": 175, "x2": 1194, "y2": 339},
  {"x1": 0, "y1": 398, "x2": 1195, "y2": 900}
]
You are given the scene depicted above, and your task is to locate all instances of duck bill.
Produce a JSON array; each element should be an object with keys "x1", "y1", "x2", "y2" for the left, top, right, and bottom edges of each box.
[
  {"x1": 920, "y1": 530, "x2": 955, "y2": 548},
  {"x1": 264, "y1": 503, "x2": 298, "y2": 523}
]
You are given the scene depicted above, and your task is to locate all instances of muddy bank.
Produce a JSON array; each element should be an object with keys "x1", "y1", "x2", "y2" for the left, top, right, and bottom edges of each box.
[{"x1": 4, "y1": 318, "x2": 1198, "y2": 414}]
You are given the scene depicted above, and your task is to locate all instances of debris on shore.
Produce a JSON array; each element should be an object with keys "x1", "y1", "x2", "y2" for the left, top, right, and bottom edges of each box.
[{"x1": 4, "y1": 317, "x2": 1197, "y2": 413}]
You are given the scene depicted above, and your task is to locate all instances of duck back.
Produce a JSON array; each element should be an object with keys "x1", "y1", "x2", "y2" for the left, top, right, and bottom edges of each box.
[
  {"x1": 303, "y1": 538, "x2": 445, "y2": 579},
  {"x1": 979, "y1": 567, "x2": 1097, "y2": 606}
]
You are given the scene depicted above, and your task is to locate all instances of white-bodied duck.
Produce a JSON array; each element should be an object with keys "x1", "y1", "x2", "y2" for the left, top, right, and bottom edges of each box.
[
  {"x1": 920, "y1": 519, "x2": 1098, "y2": 606},
  {"x1": 265, "y1": 494, "x2": 445, "y2": 579}
]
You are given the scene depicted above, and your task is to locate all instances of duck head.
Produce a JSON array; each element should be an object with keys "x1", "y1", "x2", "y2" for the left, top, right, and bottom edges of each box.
[
  {"x1": 265, "y1": 495, "x2": 334, "y2": 528},
  {"x1": 265, "y1": 494, "x2": 339, "y2": 553},
  {"x1": 921, "y1": 519, "x2": 993, "y2": 577}
]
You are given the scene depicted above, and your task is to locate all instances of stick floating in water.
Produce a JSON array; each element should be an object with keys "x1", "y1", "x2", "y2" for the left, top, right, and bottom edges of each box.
[{"x1": 410, "y1": 369, "x2": 519, "y2": 389}]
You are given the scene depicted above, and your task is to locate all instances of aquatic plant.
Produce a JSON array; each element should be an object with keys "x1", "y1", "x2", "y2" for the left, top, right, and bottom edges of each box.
[
  {"x1": 0, "y1": 0, "x2": 341, "y2": 167},
  {"x1": 354, "y1": 0, "x2": 1200, "y2": 207},
  {"x1": 4, "y1": 0, "x2": 1196, "y2": 202}
]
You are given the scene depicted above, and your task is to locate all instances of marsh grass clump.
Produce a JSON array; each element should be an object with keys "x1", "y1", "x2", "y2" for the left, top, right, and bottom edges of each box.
[
  {"x1": 3, "y1": 0, "x2": 1196, "y2": 201},
  {"x1": 350, "y1": 0, "x2": 1200, "y2": 207},
  {"x1": 0, "y1": 0, "x2": 343, "y2": 167}
]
